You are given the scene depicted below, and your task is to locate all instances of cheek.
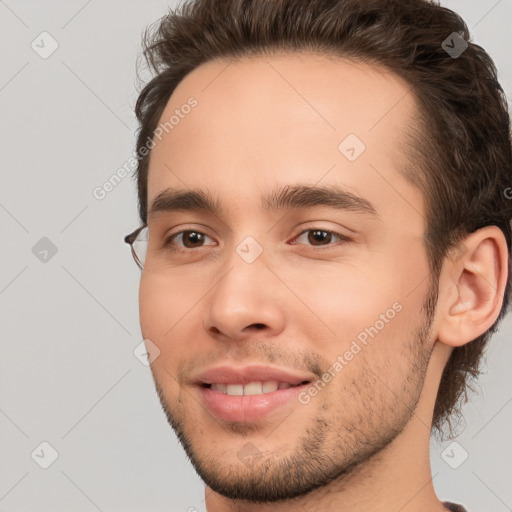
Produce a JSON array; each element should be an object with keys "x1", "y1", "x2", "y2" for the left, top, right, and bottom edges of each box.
[
  {"x1": 139, "y1": 272, "x2": 205, "y2": 362},
  {"x1": 139, "y1": 273, "x2": 158, "y2": 338},
  {"x1": 286, "y1": 257, "x2": 426, "y2": 356},
  {"x1": 139, "y1": 276, "x2": 187, "y2": 385},
  {"x1": 139, "y1": 273, "x2": 180, "y2": 340},
  {"x1": 285, "y1": 261, "x2": 397, "y2": 329}
]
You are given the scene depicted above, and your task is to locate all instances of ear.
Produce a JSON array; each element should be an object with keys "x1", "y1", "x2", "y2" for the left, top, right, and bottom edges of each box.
[{"x1": 437, "y1": 226, "x2": 509, "y2": 347}]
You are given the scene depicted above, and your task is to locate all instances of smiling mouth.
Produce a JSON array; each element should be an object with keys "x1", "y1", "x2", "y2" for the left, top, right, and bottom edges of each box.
[{"x1": 202, "y1": 380, "x2": 310, "y2": 396}]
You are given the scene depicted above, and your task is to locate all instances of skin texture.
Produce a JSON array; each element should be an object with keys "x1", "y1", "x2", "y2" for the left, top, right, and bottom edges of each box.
[{"x1": 138, "y1": 53, "x2": 508, "y2": 511}]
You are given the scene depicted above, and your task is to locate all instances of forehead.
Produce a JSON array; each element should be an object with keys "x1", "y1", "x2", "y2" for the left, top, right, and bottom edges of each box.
[{"x1": 146, "y1": 52, "x2": 423, "y2": 224}]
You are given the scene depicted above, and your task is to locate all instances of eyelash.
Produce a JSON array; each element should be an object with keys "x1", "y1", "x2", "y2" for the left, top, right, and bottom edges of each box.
[{"x1": 163, "y1": 227, "x2": 351, "y2": 252}]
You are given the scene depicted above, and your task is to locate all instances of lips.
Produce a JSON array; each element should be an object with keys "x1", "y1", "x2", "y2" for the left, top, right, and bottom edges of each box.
[
  {"x1": 194, "y1": 364, "x2": 314, "y2": 387},
  {"x1": 193, "y1": 364, "x2": 315, "y2": 422}
]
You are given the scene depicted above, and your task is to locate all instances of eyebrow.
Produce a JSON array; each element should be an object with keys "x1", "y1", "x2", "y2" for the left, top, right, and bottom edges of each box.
[{"x1": 148, "y1": 184, "x2": 379, "y2": 220}]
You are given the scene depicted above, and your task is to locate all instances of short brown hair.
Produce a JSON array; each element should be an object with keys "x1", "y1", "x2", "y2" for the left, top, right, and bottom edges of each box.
[{"x1": 133, "y1": 0, "x2": 512, "y2": 438}]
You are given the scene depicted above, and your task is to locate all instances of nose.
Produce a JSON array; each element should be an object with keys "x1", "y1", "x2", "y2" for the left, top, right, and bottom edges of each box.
[{"x1": 203, "y1": 254, "x2": 287, "y2": 341}]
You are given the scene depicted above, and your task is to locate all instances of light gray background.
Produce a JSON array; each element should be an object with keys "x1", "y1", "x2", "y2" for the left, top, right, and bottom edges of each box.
[{"x1": 1, "y1": 1, "x2": 511, "y2": 511}]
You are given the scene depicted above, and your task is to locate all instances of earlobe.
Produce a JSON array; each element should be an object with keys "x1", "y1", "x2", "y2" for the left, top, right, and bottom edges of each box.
[{"x1": 437, "y1": 226, "x2": 509, "y2": 348}]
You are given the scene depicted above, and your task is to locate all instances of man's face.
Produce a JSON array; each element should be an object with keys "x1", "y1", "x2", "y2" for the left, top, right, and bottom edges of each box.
[{"x1": 139, "y1": 53, "x2": 437, "y2": 501}]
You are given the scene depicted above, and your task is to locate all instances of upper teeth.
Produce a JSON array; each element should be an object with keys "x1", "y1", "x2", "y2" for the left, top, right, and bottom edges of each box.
[{"x1": 210, "y1": 381, "x2": 294, "y2": 395}]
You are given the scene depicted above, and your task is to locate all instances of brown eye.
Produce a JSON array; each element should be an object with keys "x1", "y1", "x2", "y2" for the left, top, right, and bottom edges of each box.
[
  {"x1": 308, "y1": 230, "x2": 333, "y2": 246},
  {"x1": 292, "y1": 228, "x2": 350, "y2": 248},
  {"x1": 165, "y1": 230, "x2": 216, "y2": 250}
]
